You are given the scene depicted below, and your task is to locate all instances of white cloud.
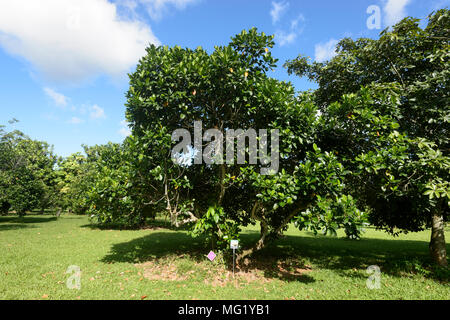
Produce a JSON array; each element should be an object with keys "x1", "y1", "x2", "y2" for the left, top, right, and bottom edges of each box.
[
  {"x1": 290, "y1": 14, "x2": 305, "y2": 30},
  {"x1": 43, "y1": 89, "x2": 106, "y2": 122},
  {"x1": 276, "y1": 31, "x2": 298, "y2": 46},
  {"x1": 120, "y1": 0, "x2": 139, "y2": 12},
  {"x1": 383, "y1": 0, "x2": 411, "y2": 26},
  {"x1": 315, "y1": 39, "x2": 339, "y2": 62},
  {"x1": 119, "y1": 120, "x2": 132, "y2": 137},
  {"x1": 0, "y1": 0, "x2": 159, "y2": 83},
  {"x1": 270, "y1": 1, "x2": 289, "y2": 24},
  {"x1": 43, "y1": 87, "x2": 68, "y2": 107},
  {"x1": 139, "y1": 0, "x2": 198, "y2": 21},
  {"x1": 68, "y1": 117, "x2": 84, "y2": 124},
  {"x1": 89, "y1": 105, "x2": 106, "y2": 120},
  {"x1": 275, "y1": 14, "x2": 305, "y2": 47}
]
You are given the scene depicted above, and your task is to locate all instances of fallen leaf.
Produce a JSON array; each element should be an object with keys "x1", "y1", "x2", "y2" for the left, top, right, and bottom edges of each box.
[{"x1": 141, "y1": 295, "x2": 147, "y2": 300}]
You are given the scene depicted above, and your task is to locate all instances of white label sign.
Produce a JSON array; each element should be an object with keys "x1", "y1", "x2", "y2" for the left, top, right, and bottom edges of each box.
[{"x1": 230, "y1": 240, "x2": 239, "y2": 249}]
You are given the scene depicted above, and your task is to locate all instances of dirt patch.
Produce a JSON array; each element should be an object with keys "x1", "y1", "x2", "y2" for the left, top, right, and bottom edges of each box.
[
  {"x1": 237, "y1": 257, "x2": 313, "y2": 280},
  {"x1": 275, "y1": 261, "x2": 313, "y2": 280},
  {"x1": 203, "y1": 269, "x2": 272, "y2": 288},
  {"x1": 136, "y1": 261, "x2": 195, "y2": 281},
  {"x1": 136, "y1": 256, "x2": 313, "y2": 285}
]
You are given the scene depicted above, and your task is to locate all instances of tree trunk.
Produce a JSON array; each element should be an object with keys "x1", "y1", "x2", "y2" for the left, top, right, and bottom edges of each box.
[
  {"x1": 429, "y1": 211, "x2": 447, "y2": 267},
  {"x1": 237, "y1": 222, "x2": 269, "y2": 265},
  {"x1": 236, "y1": 202, "x2": 308, "y2": 265}
]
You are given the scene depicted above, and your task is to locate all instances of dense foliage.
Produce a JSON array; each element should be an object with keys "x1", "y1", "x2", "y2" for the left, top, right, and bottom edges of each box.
[
  {"x1": 0, "y1": 121, "x2": 58, "y2": 216},
  {"x1": 285, "y1": 9, "x2": 449, "y2": 265},
  {"x1": 124, "y1": 28, "x2": 367, "y2": 254}
]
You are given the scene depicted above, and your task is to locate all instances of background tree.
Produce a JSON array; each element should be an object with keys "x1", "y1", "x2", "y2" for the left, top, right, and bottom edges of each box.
[
  {"x1": 285, "y1": 9, "x2": 449, "y2": 266},
  {"x1": 0, "y1": 121, "x2": 58, "y2": 216},
  {"x1": 56, "y1": 152, "x2": 92, "y2": 214},
  {"x1": 81, "y1": 142, "x2": 156, "y2": 227}
]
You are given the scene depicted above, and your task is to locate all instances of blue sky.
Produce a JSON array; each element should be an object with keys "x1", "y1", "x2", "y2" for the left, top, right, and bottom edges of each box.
[{"x1": 0, "y1": 0, "x2": 447, "y2": 157}]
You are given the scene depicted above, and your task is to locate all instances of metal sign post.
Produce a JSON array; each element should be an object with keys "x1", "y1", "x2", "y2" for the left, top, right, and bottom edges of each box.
[
  {"x1": 230, "y1": 240, "x2": 239, "y2": 277},
  {"x1": 232, "y1": 248, "x2": 235, "y2": 276}
]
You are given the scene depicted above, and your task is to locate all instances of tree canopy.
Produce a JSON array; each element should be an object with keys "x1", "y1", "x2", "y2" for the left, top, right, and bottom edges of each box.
[
  {"x1": 0, "y1": 121, "x2": 58, "y2": 216},
  {"x1": 285, "y1": 9, "x2": 449, "y2": 266},
  {"x1": 123, "y1": 28, "x2": 366, "y2": 254}
]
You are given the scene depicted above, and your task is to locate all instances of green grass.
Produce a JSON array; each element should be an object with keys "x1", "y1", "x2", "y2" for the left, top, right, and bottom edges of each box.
[{"x1": 0, "y1": 214, "x2": 448, "y2": 300}]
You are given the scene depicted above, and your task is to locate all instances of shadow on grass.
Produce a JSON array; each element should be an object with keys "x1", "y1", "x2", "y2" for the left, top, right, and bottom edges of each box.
[
  {"x1": 81, "y1": 218, "x2": 192, "y2": 232},
  {"x1": 101, "y1": 228, "x2": 449, "y2": 283},
  {"x1": 102, "y1": 231, "x2": 207, "y2": 263},
  {"x1": 0, "y1": 224, "x2": 37, "y2": 231},
  {"x1": 248, "y1": 233, "x2": 450, "y2": 283},
  {"x1": 0, "y1": 216, "x2": 57, "y2": 224},
  {"x1": 101, "y1": 230, "x2": 316, "y2": 283}
]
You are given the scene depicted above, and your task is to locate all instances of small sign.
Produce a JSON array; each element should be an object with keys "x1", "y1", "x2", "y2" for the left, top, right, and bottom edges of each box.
[
  {"x1": 207, "y1": 251, "x2": 216, "y2": 261},
  {"x1": 230, "y1": 240, "x2": 239, "y2": 250}
]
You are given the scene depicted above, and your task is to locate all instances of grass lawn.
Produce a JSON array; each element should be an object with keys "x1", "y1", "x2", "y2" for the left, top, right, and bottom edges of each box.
[{"x1": 0, "y1": 214, "x2": 448, "y2": 300}]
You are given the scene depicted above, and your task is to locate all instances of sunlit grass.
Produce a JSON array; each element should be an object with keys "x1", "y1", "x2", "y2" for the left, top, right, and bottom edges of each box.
[{"x1": 0, "y1": 214, "x2": 448, "y2": 300}]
